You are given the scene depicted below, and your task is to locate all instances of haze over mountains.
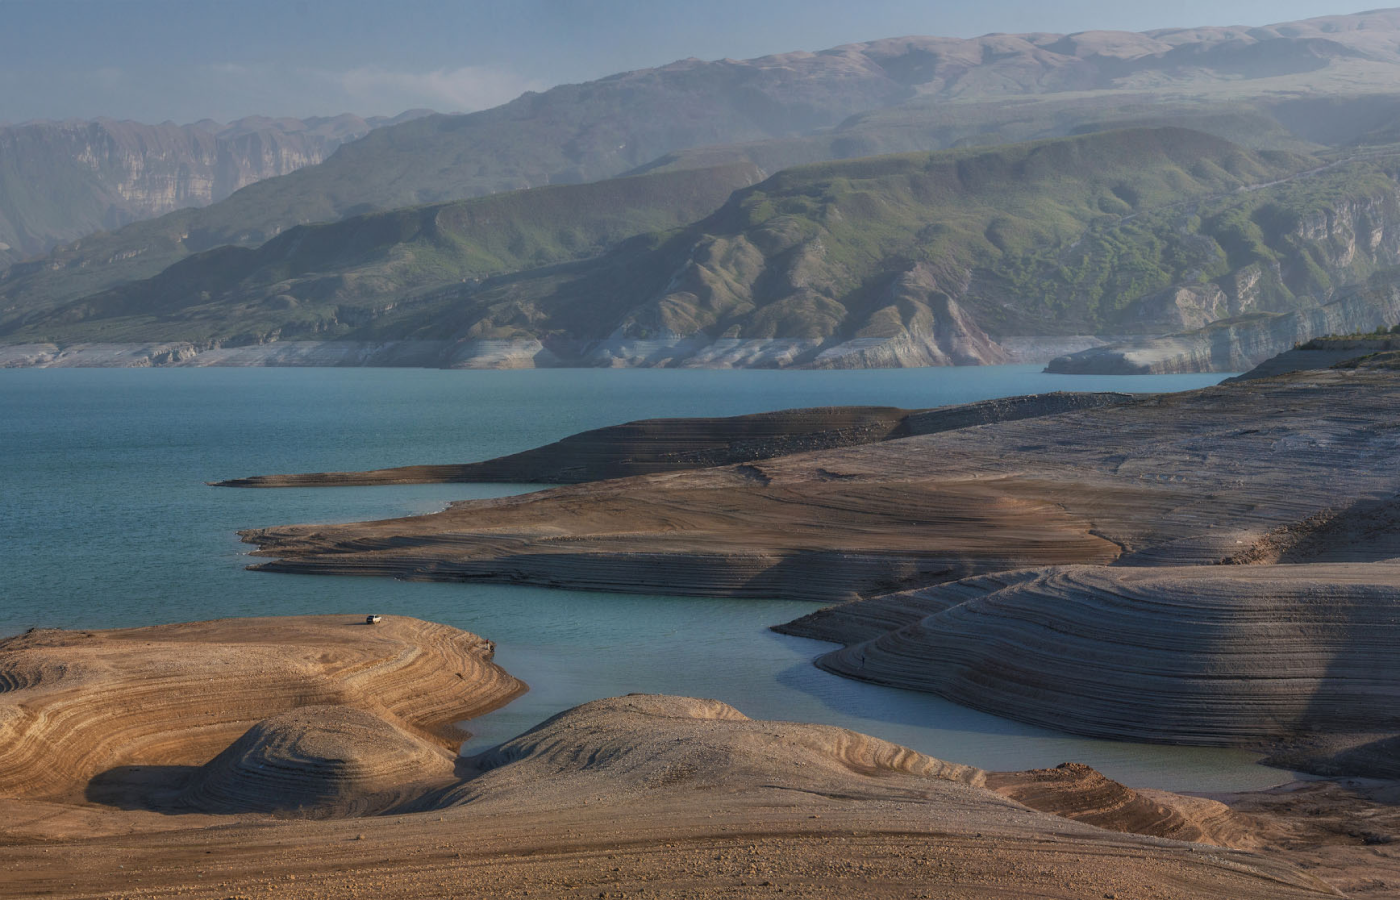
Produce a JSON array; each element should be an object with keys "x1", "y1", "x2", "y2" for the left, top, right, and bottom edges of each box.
[
  {"x1": 0, "y1": 111, "x2": 429, "y2": 269},
  {"x1": 9, "y1": 8, "x2": 1400, "y2": 369}
]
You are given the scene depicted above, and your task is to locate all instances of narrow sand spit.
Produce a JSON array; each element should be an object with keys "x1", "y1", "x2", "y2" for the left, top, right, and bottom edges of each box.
[{"x1": 213, "y1": 393, "x2": 1128, "y2": 487}]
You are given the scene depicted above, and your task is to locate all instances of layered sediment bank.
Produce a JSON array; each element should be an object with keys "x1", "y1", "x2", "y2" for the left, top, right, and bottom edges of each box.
[
  {"x1": 785, "y1": 563, "x2": 1400, "y2": 745},
  {"x1": 0, "y1": 616, "x2": 523, "y2": 802},
  {"x1": 241, "y1": 369, "x2": 1400, "y2": 600},
  {"x1": 0, "y1": 618, "x2": 1354, "y2": 899}
]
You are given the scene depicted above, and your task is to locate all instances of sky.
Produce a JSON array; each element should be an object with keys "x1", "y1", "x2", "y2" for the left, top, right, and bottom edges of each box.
[{"x1": 0, "y1": 0, "x2": 1379, "y2": 125}]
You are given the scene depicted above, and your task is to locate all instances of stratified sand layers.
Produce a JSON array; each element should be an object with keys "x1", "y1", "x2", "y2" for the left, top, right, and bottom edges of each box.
[
  {"x1": 984, "y1": 762, "x2": 1261, "y2": 849},
  {"x1": 0, "y1": 616, "x2": 524, "y2": 801},
  {"x1": 181, "y1": 705, "x2": 458, "y2": 816},
  {"x1": 0, "y1": 622, "x2": 1347, "y2": 899},
  {"x1": 244, "y1": 479, "x2": 1120, "y2": 601},
  {"x1": 240, "y1": 370, "x2": 1400, "y2": 601},
  {"x1": 802, "y1": 563, "x2": 1400, "y2": 745},
  {"x1": 440, "y1": 694, "x2": 983, "y2": 811}
]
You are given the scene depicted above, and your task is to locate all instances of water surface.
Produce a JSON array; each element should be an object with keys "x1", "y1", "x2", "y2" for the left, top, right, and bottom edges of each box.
[{"x1": 0, "y1": 366, "x2": 1283, "y2": 791}]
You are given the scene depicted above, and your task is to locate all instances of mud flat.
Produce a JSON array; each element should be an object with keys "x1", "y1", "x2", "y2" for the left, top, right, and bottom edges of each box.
[{"x1": 0, "y1": 617, "x2": 1358, "y2": 899}]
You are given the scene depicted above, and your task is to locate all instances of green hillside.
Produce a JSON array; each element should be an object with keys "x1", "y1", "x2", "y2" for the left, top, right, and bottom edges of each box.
[
  {"x1": 11, "y1": 10, "x2": 1400, "y2": 324},
  {"x1": 0, "y1": 163, "x2": 762, "y2": 345},
  {"x1": 359, "y1": 128, "x2": 1318, "y2": 344},
  {"x1": 27, "y1": 126, "x2": 1396, "y2": 356}
]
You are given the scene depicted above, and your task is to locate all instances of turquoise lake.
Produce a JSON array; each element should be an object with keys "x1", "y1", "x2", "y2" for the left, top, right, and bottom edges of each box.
[{"x1": 0, "y1": 365, "x2": 1288, "y2": 792}]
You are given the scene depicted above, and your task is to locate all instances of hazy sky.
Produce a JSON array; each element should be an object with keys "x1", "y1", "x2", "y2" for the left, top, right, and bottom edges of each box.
[{"x1": 0, "y1": 0, "x2": 1377, "y2": 124}]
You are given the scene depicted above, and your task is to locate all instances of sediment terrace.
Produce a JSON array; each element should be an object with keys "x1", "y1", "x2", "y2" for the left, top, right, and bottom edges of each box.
[
  {"x1": 0, "y1": 619, "x2": 1351, "y2": 899},
  {"x1": 0, "y1": 616, "x2": 523, "y2": 802},
  {"x1": 241, "y1": 369, "x2": 1400, "y2": 601},
  {"x1": 786, "y1": 563, "x2": 1400, "y2": 745},
  {"x1": 215, "y1": 392, "x2": 1129, "y2": 487}
]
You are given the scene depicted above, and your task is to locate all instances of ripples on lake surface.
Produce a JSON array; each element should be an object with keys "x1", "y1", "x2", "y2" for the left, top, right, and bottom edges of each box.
[{"x1": 0, "y1": 366, "x2": 1284, "y2": 790}]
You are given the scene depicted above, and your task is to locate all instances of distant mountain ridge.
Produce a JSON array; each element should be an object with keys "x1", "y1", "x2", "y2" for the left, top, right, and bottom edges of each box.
[
  {"x1": 9, "y1": 9, "x2": 1400, "y2": 368},
  {"x1": 10, "y1": 8, "x2": 1400, "y2": 318},
  {"x1": 0, "y1": 111, "x2": 429, "y2": 268},
  {"x1": 16, "y1": 126, "x2": 1400, "y2": 372}
]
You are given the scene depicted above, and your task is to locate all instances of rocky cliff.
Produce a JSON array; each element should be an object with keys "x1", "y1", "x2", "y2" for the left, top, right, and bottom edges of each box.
[
  {"x1": 1048, "y1": 267, "x2": 1400, "y2": 374},
  {"x1": 0, "y1": 112, "x2": 427, "y2": 268}
]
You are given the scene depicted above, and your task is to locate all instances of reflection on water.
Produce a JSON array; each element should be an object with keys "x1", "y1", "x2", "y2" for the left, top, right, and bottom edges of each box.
[{"x1": 0, "y1": 365, "x2": 1283, "y2": 791}]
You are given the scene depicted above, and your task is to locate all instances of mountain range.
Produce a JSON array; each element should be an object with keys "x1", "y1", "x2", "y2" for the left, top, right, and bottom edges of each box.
[{"x1": 8, "y1": 8, "x2": 1400, "y2": 369}]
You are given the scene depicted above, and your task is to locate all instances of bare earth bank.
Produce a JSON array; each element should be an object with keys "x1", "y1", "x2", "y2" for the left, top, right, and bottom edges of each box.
[{"x1": 2, "y1": 618, "x2": 1390, "y2": 899}]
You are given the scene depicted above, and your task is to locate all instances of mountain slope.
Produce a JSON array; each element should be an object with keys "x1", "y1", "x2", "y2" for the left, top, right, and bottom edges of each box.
[
  {"x1": 29, "y1": 127, "x2": 1400, "y2": 369},
  {"x1": 0, "y1": 163, "x2": 762, "y2": 347},
  {"x1": 9, "y1": 8, "x2": 1400, "y2": 319}
]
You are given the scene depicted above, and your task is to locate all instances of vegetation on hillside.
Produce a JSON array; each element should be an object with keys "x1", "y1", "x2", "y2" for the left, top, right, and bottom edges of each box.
[
  {"x1": 0, "y1": 163, "x2": 762, "y2": 345},
  {"x1": 11, "y1": 10, "x2": 1400, "y2": 322},
  {"x1": 11, "y1": 127, "x2": 1400, "y2": 358}
]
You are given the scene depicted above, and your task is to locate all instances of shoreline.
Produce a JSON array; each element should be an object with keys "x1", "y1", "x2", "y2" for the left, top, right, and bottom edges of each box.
[{"x1": 0, "y1": 335, "x2": 1121, "y2": 370}]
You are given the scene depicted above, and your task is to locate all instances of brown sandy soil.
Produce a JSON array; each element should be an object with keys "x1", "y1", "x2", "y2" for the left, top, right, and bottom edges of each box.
[
  {"x1": 0, "y1": 616, "x2": 524, "y2": 803},
  {"x1": 239, "y1": 370, "x2": 1400, "y2": 601},
  {"x1": 0, "y1": 690, "x2": 1344, "y2": 900},
  {"x1": 1219, "y1": 780, "x2": 1400, "y2": 898},
  {"x1": 0, "y1": 620, "x2": 1388, "y2": 899},
  {"x1": 0, "y1": 795, "x2": 1348, "y2": 900}
]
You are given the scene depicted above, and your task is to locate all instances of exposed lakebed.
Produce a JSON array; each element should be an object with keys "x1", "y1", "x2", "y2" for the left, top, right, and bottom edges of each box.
[{"x1": 0, "y1": 365, "x2": 1283, "y2": 791}]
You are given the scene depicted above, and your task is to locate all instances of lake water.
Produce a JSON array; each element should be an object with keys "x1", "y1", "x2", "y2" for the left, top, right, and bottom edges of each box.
[{"x1": 0, "y1": 365, "x2": 1287, "y2": 791}]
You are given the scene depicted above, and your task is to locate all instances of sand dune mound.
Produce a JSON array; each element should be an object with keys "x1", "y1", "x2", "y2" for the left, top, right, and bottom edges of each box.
[
  {"x1": 0, "y1": 689, "x2": 1342, "y2": 899},
  {"x1": 0, "y1": 616, "x2": 524, "y2": 801},
  {"x1": 182, "y1": 705, "x2": 457, "y2": 816},
  {"x1": 986, "y1": 762, "x2": 1261, "y2": 849},
  {"x1": 438, "y1": 694, "x2": 983, "y2": 811},
  {"x1": 812, "y1": 563, "x2": 1400, "y2": 744}
]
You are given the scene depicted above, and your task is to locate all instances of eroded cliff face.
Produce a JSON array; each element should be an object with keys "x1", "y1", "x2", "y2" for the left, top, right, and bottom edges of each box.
[
  {"x1": 1049, "y1": 272, "x2": 1400, "y2": 374},
  {"x1": 0, "y1": 114, "x2": 422, "y2": 267},
  {"x1": 1049, "y1": 183, "x2": 1400, "y2": 374}
]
